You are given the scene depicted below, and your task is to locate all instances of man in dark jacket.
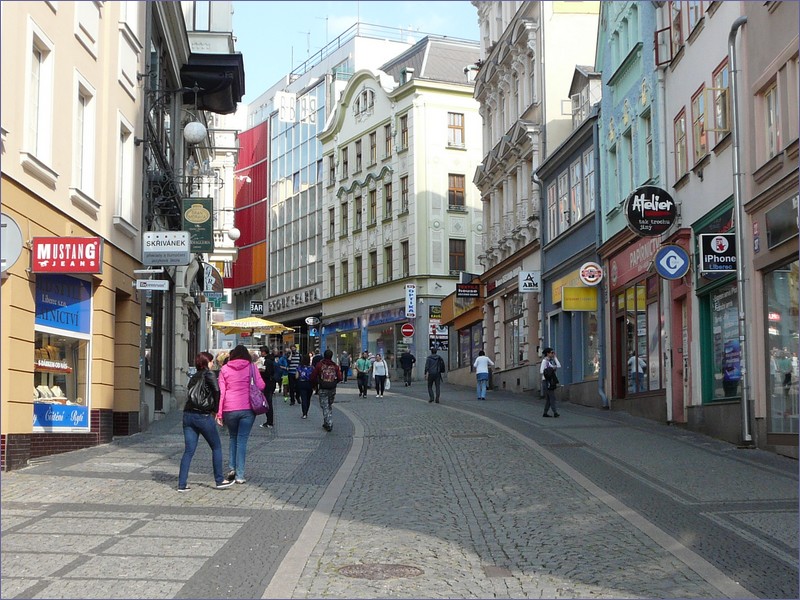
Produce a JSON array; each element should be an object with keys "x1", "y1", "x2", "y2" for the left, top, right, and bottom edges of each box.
[
  {"x1": 311, "y1": 349, "x2": 342, "y2": 432},
  {"x1": 423, "y1": 348, "x2": 446, "y2": 403},
  {"x1": 399, "y1": 350, "x2": 416, "y2": 386},
  {"x1": 258, "y1": 346, "x2": 276, "y2": 429}
]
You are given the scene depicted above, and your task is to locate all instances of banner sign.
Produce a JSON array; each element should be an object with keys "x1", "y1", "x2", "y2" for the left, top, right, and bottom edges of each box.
[
  {"x1": 562, "y1": 286, "x2": 598, "y2": 311},
  {"x1": 182, "y1": 198, "x2": 214, "y2": 253},
  {"x1": 33, "y1": 403, "x2": 89, "y2": 431},
  {"x1": 35, "y1": 275, "x2": 92, "y2": 334},
  {"x1": 31, "y1": 237, "x2": 103, "y2": 274},
  {"x1": 699, "y1": 233, "x2": 736, "y2": 273},
  {"x1": 405, "y1": 284, "x2": 417, "y2": 318}
]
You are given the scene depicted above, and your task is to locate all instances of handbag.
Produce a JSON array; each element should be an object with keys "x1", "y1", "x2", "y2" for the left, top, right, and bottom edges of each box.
[
  {"x1": 385, "y1": 377, "x2": 391, "y2": 390},
  {"x1": 248, "y1": 363, "x2": 269, "y2": 415},
  {"x1": 187, "y1": 372, "x2": 215, "y2": 412}
]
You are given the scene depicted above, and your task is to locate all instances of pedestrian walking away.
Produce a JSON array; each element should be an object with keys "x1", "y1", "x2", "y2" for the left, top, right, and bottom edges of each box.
[
  {"x1": 296, "y1": 353, "x2": 314, "y2": 419},
  {"x1": 217, "y1": 344, "x2": 264, "y2": 483},
  {"x1": 258, "y1": 346, "x2": 276, "y2": 428},
  {"x1": 178, "y1": 353, "x2": 234, "y2": 491},
  {"x1": 355, "y1": 351, "x2": 371, "y2": 398},
  {"x1": 372, "y1": 353, "x2": 389, "y2": 397},
  {"x1": 473, "y1": 350, "x2": 494, "y2": 400},
  {"x1": 277, "y1": 349, "x2": 290, "y2": 402},
  {"x1": 311, "y1": 349, "x2": 342, "y2": 431},
  {"x1": 339, "y1": 351, "x2": 351, "y2": 383},
  {"x1": 399, "y1": 349, "x2": 416, "y2": 386},
  {"x1": 424, "y1": 348, "x2": 446, "y2": 403},
  {"x1": 287, "y1": 344, "x2": 301, "y2": 405},
  {"x1": 540, "y1": 347, "x2": 561, "y2": 418}
]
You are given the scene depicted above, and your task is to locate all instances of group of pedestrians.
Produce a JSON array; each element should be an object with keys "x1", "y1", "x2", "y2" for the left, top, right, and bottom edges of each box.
[{"x1": 179, "y1": 341, "x2": 563, "y2": 489}]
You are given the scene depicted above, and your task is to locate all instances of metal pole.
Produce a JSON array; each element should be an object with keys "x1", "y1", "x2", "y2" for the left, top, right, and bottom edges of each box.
[{"x1": 728, "y1": 16, "x2": 752, "y2": 444}]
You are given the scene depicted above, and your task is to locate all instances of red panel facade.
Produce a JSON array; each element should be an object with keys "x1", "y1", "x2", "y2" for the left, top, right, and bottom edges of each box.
[{"x1": 227, "y1": 121, "x2": 268, "y2": 289}]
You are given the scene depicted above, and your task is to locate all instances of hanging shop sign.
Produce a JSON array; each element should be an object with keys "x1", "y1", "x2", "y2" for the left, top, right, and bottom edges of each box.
[
  {"x1": 305, "y1": 316, "x2": 320, "y2": 326},
  {"x1": 142, "y1": 231, "x2": 191, "y2": 266},
  {"x1": 31, "y1": 237, "x2": 103, "y2": 274},
  {"x1": 202, "y1": 262, "x2": 224, "y2": 292},
  {"x1": 456, "y1": 283, "x2": 480, "y2": 298},
  {"x1": 135, "y1": 279, "x2": 170, "y2": 291},
  {"x1": 250, "y1": 300, "x2": 264, "y2": 315},
  {"x1": 579, "y1": 262, "x2": 603, "y2": 286},
  {"x1": 1, "y1": 213, "x2": 24, "y2": 274},
  {"x1": 404, "y1": 284, "x2": 417, "y2": 319},
  {"x1": 699, "y1": 233, "x2": 736, "y2": 273},
  {"x1": 518, "y1": 271, "x2": 540, "y2": 293},
  {"x1": 182, "y1": 198, "x2": 214, "y2": 253},
  {"x1": 654, "y1": 245, "x2": 691, "y2": 280},
  {"x1": 624, "y1": 186, "x2": 677, "y2": 237}
]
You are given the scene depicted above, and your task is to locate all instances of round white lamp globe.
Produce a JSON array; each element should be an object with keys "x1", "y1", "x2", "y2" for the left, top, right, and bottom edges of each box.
[
  {"x1": 227, "y1": 227, "x2": 241, "y2": 241},
  {"x1": 183, "y1": 120, "x2": 207, "y2": 145}
]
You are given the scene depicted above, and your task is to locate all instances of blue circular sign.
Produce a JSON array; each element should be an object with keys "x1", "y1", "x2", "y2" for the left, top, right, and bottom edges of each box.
[{"x1": 654, "y1": 245, "x2": 690, "y2": 280}]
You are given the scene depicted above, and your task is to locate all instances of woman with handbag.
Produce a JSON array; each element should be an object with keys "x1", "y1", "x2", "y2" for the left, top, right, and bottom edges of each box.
[
  {"x1": 217, "y1": 344, "x2": 265, "y2": 484},
  {"x1": 178, "y1": 353, "x2": 234, "y2": 492}
]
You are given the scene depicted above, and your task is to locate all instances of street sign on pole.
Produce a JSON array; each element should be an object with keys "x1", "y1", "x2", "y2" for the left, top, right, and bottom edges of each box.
[{"x1": 401, "y1": 323, "x2": 415, "y2": 337}]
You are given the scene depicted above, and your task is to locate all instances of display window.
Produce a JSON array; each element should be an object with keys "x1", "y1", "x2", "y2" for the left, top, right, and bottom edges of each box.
[
  {"x1": 614, "y1": 276, "x2": 662, "y2": 396},
  {"x1": 33, "y1": 274, "x2": 92, "y2": 431},
  {"x1": 457, "y1": 323, "x2": 483, "y2": 370},
  {"x1": 705, "y1": 282, "x2": 740, "y2": 401},
  {"x1": 765, "y1": 260, "x2": 799, "y2": 434},
  {"x1": 504, "y1": 292, "x2": 524, "y2": 366}
]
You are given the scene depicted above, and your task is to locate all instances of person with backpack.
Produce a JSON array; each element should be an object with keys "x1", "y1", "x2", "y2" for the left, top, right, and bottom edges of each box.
[
  {"x1": 178, "y1": 353, "x2": 234, "y2": 491},
  {"x1": 540, "y1": 347, "x2": 561, "y2": 418},
  {"x1": 424, "y1": 348, "x2": 446, "y2": 403},
  {"x1": 296, "y1": 353, "x2": 315, "y2": 419},
  {"x1": 354, "y1": 351, "x2": 372, "y2": 398},
  {"x1": 311, "y1": 349, "x2": 342, "y2": 432}
]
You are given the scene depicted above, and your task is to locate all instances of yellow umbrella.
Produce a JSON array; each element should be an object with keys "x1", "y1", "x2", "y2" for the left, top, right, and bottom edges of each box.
[{"x1": 211, "y1": 316, "x2": 293, "y2": 336}]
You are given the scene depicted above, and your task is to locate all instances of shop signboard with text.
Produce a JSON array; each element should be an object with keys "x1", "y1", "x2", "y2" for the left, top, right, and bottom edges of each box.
[
  {"x1": 182, "y1": 198, "x2": 214, "y2": 253},
  {"x1": 31, "y1": 237, "x2": 103, "y2": 274}
]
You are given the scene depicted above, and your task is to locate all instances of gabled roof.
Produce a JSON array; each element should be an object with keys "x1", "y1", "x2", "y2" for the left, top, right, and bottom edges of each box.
[{"x1": 379, "y1": 35, "x2": 480, "y2": 85}]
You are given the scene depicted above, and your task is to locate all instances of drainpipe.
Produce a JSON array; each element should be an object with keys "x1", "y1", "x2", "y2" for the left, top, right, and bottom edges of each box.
[
  {"x1": 728, "y1": 16, "x2": 752, "y2": 444},
  {"x1": 591, "y1": 112, "x2": 608, "y2": 409},
  {"x1": 532, "y1": 171, "x2": 545, "y2": 395},
  {"x1": 655, "y1": 4, "x2": 674, "y2": 423}
]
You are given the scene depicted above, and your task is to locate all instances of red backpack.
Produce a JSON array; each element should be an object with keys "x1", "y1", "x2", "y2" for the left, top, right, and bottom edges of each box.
[{"x1": 318, "y1": 362, "x2": 339, "y2": 389}]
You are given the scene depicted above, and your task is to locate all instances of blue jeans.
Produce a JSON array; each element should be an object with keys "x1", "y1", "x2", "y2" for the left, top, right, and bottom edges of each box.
[
  {"x1": 476, "y1": 373, "x2": 489, "y2": 399},
  {"x1": 179, "y1": 411, "x2": 224, "y2": 489},
  {"x1": 223, "y1": 409, "x2": 255, "y2": 480},
  {"x1": 427, "y1": 375, "x2": 441, "y2": 402}
]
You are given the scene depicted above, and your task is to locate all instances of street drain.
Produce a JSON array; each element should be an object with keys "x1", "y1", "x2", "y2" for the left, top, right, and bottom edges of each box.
[{"x1": 338, "y1": 563, "x2": 424, "y2": 580}]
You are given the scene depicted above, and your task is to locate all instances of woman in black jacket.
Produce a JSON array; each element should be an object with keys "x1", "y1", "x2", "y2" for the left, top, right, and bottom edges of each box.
[{"x1": 178, "y1": 353, "x2": 235, "y2": 491}]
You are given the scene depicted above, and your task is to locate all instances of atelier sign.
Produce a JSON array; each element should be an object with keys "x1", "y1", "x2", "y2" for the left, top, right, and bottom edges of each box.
[{"x1": 624, "y1": 186, "x2": 677, "y2": 237}]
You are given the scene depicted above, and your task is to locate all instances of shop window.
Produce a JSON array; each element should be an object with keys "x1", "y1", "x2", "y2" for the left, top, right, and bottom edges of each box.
[
  {"x1": 704, "y1": 283, "x2": 741, "y2": 400},
  {"x1": 616, "y1": 278, "x2": 661, "y2": 395},
  {"x1": 765, "y1": 260, "x2": 799, "y2": 434},
  {"x1": 583, "y1": 312, "x2": 600, "y2": 379},
  {"x1": 505, "y1": 292, "x2": 524, "y2": 367},
  {"x1": 33, "y1": 275, "x2": 92, "y2": 430}
]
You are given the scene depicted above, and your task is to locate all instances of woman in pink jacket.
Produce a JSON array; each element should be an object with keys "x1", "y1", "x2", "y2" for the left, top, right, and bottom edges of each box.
[{"x1": 216, "y1": 344, "x2": 265, "y2": 484}]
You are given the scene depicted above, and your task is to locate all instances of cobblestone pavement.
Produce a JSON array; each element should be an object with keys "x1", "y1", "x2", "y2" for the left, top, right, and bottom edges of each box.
[{"x1": 2, "y1": 381, "x2": 797, "y2": 599}]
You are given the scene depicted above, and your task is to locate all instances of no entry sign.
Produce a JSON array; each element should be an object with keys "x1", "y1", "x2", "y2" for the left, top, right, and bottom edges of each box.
[{"x1": 401, "y1": 323, "x2": 415, "y2": 337}]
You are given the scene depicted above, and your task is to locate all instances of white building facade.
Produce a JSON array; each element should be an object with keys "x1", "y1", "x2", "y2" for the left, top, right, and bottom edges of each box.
[{"x1": 318, "y1": 36, "x2": 483, "y2": 378}]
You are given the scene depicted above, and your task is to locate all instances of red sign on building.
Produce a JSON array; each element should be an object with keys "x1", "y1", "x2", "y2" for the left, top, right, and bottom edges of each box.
[
  {"x1": 31, "y1": 237, "x2": 103, "y2": 274},
  {"x1": 401, "y1": 323, "x2": 415, "y2": 337}
]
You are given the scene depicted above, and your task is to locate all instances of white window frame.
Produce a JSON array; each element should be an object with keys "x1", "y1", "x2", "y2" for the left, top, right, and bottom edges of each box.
[
  {"x1": 72, "y1": 72, "x2": 97, "y2": 199},
  {"x1": 23, "y1": 19, "x2": 55, "y2": 171}
]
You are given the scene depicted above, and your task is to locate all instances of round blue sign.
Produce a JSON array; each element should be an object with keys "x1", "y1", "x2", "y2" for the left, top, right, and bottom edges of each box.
[{"x1": 654, "y1": 245, "x2": 690, "y2": 280}]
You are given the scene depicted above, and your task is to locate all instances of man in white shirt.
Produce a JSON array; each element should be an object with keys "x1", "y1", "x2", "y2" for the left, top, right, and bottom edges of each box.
[
  {"x1": 473, "y1": 350, "x2": 495, "y2": 400},
  {"x1": 540, "y1": 347, "x2": 561, "y2": 417}
]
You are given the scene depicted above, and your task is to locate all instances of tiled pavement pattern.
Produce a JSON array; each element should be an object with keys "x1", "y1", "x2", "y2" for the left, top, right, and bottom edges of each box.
[{"x1": 2, "y1": 381, "x2": 797, "y2": 599}]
